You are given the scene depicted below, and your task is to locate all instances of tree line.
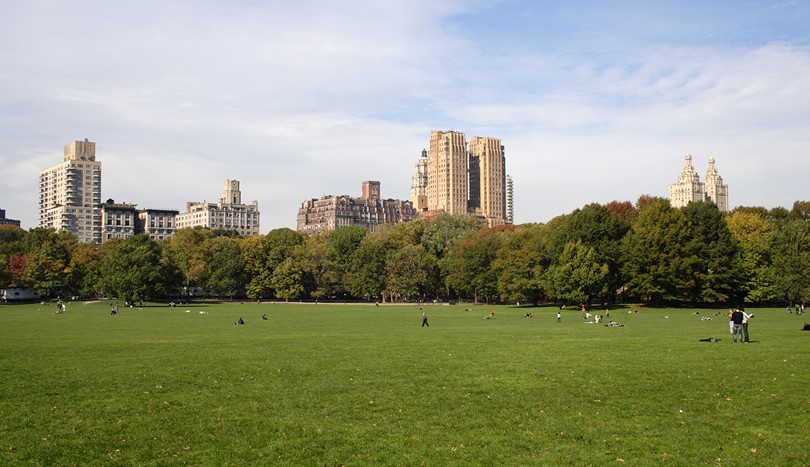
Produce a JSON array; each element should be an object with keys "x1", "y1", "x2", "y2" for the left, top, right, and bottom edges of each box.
[{"x1": 1, "y1": 197, "x2": 808, "y2": 307}]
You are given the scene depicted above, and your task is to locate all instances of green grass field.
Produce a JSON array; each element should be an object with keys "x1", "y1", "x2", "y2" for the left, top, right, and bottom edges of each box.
[{"x1": 1, "y1": 301, "x2": 808, "y2": 465}]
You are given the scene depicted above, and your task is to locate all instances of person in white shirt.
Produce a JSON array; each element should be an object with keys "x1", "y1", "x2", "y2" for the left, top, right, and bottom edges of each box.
[{"x1": 741, "y1": 308, "x2": 754, "y2": 343}]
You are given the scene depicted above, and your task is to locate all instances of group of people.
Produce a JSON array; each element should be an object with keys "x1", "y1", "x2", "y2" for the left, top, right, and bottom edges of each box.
[{"x1": 728, "y1": 307, "x2": 753, "y2": 343}]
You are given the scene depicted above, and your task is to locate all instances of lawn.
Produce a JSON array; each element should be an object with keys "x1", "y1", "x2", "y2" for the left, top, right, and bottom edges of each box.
[{"x1": 0, "y1": 301, "x2": 808, "y2": 465}]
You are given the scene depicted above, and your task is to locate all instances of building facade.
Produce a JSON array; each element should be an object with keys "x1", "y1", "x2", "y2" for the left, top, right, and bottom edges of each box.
[
  {"x1": 175, "y1": 179, "x2": 260, "y2": 236},
  {"x1": 0, "y1": 209, "x2": 21, "y2": 227},
  {"x1": 669, "y1": 153, "x2": 729, "y2": 212},
  {"x1": 420, "y1": 130, "x2": 512, "y2": 227},
  {"x1": 428, "y1": 130, "x2": 469, "y2": 215},
  {"x1": 101, "y1": 201, "x2": 180, "y2": 242},
  {"x1": 506, "y1": 175, "x2": 514, "y2": 224},
  {"x1": 410, "y1": 149, "x2": 428, "y2": 212},
  {"x1": 297, "y1": 181, "x2": 418, "y2": 235},
  {"x1": 139, "y1": 208, "x2": 180, "y2": 241},
  {"x1": 468, "y1": 136, "x2": 507, "y2": 227},
  {"x1": 39, "y1": 139, "x2": 102, "y2": 243},
  {"x1": 101, "y1": 201, "x2": 138, "y2": 242}
]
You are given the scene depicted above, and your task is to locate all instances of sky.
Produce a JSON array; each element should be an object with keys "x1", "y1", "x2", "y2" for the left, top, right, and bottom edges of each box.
[{"x1": 1, "y1": 0, "x2": 808, "y2": 232}]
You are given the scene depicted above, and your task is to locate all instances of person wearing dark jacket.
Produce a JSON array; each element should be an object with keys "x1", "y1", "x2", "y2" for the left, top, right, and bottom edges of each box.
[{"x1": 731, "y1": 308, "x2": 744, "y2": 343}]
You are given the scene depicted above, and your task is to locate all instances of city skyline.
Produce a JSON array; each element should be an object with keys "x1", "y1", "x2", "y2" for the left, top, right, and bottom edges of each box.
[{"x1": 1, "y1": 1, "x2": 809, "y2": 233}]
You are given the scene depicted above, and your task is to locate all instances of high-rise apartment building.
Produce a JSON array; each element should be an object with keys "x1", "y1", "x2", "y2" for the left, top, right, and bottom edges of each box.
[
  {"x1": 175, "y1": 179, "x2": 260, "y2": 236},
  {"x1": 39, "y1": 139, "x2": 102, "y2": 243},
  {"x1": 668, "y1": 153, "x2": 729, "y2": 212},
  {"x1": 506, "y1": 175, "x2": 514, "y2": 224},
  {"x1": 469, "y1": 136, "x2": 506, "y2": 227},
  {"x1": 421, "y1": 130, "x2": 511, "y2": 227},
  {"x1": 428, "y1": 130, "x2": 468, "y2": 215},
  {"x1": 410, "y1": 149, "x2": 429, "y2": 212}
]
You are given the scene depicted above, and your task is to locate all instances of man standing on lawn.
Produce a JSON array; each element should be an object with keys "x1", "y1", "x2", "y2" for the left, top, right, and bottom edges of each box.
[
  {"x1": 741, "y1": 308, "x2": 753, "y2": 343},
  {"x1": 421, "y1": 312, "x2": 429, "y2": 327}
]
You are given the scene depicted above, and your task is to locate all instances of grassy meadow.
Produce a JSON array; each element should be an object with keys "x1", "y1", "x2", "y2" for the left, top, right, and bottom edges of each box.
[{"x1": 0, "y1": 300, "x2": 808, "y2": 465}]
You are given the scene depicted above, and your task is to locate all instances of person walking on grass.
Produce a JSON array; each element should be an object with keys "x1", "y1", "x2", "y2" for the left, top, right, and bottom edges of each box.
[
  {"x1": 421, "y1": 312, "x2": 429, "y2": 327},
  {"x1": 557, "y1": 311, "x2": 561, "y2": 323}
]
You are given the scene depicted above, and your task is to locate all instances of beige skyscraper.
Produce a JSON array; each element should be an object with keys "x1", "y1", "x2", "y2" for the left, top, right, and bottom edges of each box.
[
  {"x1": 39, "y1": 139, "x2": 103, "y2": 243},
  {"x1": 469, "y1": 136, "x2": 506, "y2": 227},
  {"x1": 427, "y1": 130, "x2": 468, "y2": 215}
]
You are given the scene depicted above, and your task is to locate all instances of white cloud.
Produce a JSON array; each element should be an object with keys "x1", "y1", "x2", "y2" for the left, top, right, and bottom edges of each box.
[{"x1": 1, "y1": 1, "x2": 808, "y2": 231}]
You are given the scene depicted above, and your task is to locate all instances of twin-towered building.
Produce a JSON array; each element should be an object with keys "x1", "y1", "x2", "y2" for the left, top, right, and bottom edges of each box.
[
  {"x1": 411, "y1": 130, "x2": 513, "y2": 227},
  {"x1": 668, "y1": 153, "x2": 729, "y2": 212},
  {"x1": 39, "y1": 139, "x2": 260, "y2": 243}
]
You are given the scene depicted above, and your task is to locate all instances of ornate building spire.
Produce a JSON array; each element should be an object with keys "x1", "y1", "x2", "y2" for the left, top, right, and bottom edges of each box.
[
  {"x1": 677, "y1": 152, "x2": 701, "y2": 184},
  {"x1": 669, "y1": 152, "x2": 704, "y2": 209}
]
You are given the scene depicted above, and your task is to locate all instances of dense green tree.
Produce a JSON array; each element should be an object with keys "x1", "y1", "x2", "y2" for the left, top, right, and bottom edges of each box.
[
  {"x1": 67, "y1": 243, "x2": 102, "y2": 297},
  {"x1": 621, "y1": 198, "x2": 694, "y2": 304},
  {"x1": 242, "y1": 228, "x2": 308, "y2": 300},
  {"x1": 241, "y1": 236, "x2": 271, "y2": 299},
  {"x1": 446, "y1": 226, "x2": 512, "y2": 302},
  {"x1": 771, "y1": 219, "x2": 810, "y2": 305},
  {"x1": 344, "y1": 233, "x2": 394, "y2": 300},
  {"x1": 768, "y1": 207, "x2": 791, "y2": 224},
  {"x1": 419, "y1": 213, "x2": 484, "y2": 297},
  {"x1": 732, "y1": 206, "x2": 770, "y2": 219},
  {"x1": 548, "y1": 203, "x2": 630, "y2": 303},
  {"x1": 726, "y1": 210, "x2": 778, "y2": 302},
  {"x1": 302, "y1": 235, "x2": 342, "y2": 300},
  {"x1": 420, "y1": 213, "x2": 484, "y2": 258},
  {"x1": 204, "y1": 236, "x2": 245, "y2": 299},
  {"x1": 99, "y1": 235, "x2": 169, "y2": 302},
  {"x1": 790, "y1": 200, "x2": 810, "y2": 220},
  {"x1": 681, "y1": 201, "x2": 743, "y2": 304},
  {"x1": 546, "y1": 240, "x2": 609, "y2": 305},
  {"x1": 328, "y1": 226, "x2": 368, "y2": 266},
  {"x1": 271, "y1": 253, "x2": 309, "y2": 300},
  {"x1": 492, "y1": 224, "x2": 551, "y2": 305},
  {"x1": 385, "y1": 244, "x2": 437, "y2": 301},
  {"x1": 21, "y1": 228, "x2": 72, "y2": 296},
  {"x1": 164, "y1": 228, "x2": 212, "y2": 294}
]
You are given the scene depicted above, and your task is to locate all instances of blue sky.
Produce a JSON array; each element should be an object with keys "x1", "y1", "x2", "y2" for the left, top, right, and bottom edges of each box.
[{"x1": 1, "y1": 0, "x2": 808, "y2": 232}]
